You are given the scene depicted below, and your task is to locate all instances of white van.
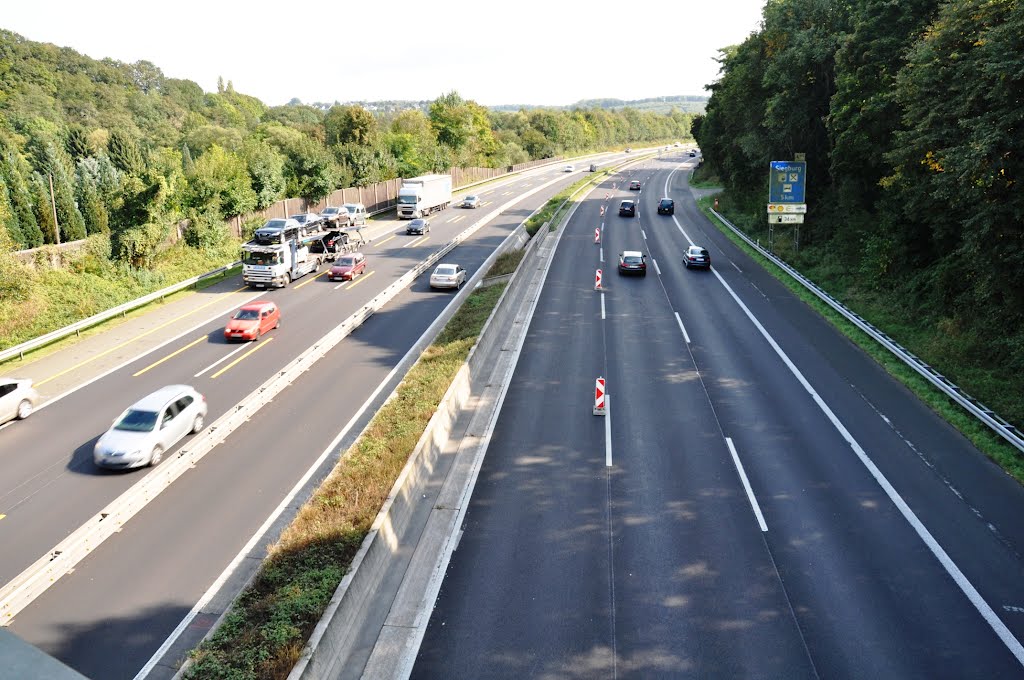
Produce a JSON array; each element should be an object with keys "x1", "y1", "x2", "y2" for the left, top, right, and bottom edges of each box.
[{"x1": 342, "y1": 203, "x2": 368, "y2": 226}]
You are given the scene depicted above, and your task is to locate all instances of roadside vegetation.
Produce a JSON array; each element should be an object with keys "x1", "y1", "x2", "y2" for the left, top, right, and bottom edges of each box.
[{"x1": 693, "y1": 0, "x2": 1024, "y2": 467}]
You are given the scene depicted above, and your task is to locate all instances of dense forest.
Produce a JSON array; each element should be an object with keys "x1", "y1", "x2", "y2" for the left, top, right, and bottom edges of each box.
[
  {"x1": 0, "y1": 28, "x2": 693, "y2": 260},
  {"x1": 694, "y1": 0, "x2": 1023, "y2": 427}
]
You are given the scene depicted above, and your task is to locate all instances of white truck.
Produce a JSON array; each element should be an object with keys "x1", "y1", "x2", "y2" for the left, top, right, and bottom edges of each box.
[
  {"x1": 396, "y1": 174, "x2": 452, "y2": 219},
  {"x1": 241, "y1": 218, "x2": 327, "y2": 288}
]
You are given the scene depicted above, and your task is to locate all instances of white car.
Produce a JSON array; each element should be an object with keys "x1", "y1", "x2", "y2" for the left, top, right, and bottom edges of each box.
[
  {"x1": 429, "y1": 263, "x2": 467, "y2": 290},
  {"x1": 342, "y1": 202, "x2": 368, "y2": 226},
  {"x1": 94, "y1": 385, "x2": 207, "y2": 469},
  {"x1": 461, "y1": 195, "x2": 480, "y2": 208},
  {"x1": 563, "y1": 164, "x2": 575, "y2": 172},
  {"x1": 0, "y1": 378, "x2": 39, "y2": 425}
]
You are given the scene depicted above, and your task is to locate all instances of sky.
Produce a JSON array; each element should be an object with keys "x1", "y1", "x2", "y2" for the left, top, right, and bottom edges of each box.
[{"x1": 1, "y1": 0, "x2": 766, "y2": 107}]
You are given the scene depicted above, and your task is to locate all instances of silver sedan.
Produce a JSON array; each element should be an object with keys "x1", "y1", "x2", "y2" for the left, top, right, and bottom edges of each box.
[{"x1": 429, "y1": 263, "x2": 467, "y2": 290}]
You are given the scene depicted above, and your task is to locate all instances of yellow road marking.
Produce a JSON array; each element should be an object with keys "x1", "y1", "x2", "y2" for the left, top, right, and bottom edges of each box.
[
  {"x1": 211, "y1": 337, "x2": 274, "y2": 379},
  {"x1": 374, "y1": 234, "x2": 396, "y2": 248},
  {"x1": 450, "y1": 215, "x2": 465, "y2": 223},
  {"x1": 133, "y1": 336, "x2": 207, "y2": 377},
  {"x1": 346, "y1": 270, "x2": 376, "y2": 289},
  {"x1": 408, "y1": 236, "x2": 428, "y2": 248},
  {"x1": 0, "y1": 514, "x2": 5, "y2": 521},
  {"x1": 36, "y1": 286, "x2": 250, "y2": 388},
  {"x1": 502, "y1": 191, "x2": 513, "y2": 196},
  {"x1": 294, "y1": 269, "x2": 328, "y2": 290}
]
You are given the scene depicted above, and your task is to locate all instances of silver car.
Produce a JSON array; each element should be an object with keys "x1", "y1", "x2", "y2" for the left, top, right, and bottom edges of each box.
[
  {"x1": 94, "y1": 385, "x2": 207, "y2": 469},
  {"x1": 0, "y1": 378, "x2": 39, "y2": 425},
  {"x1": 461, "y1": 195, "x2": 480, "y2": 208},
  {"x1": 429, "y1": 263, "x2": 467, "y2": 290}
]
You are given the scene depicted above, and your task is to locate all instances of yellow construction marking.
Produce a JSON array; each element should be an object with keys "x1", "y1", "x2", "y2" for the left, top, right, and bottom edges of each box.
[
  {"x1": 374, "y1": 234, "x2": 397, "y2": 248},
  {"x1": 133, "y1": 336, "x2": 206, "y2": 377},
  {"x1": 346, "y1": 270, "x2": 376, "y2": 289},
  {"x1": 408, "y1": 236, "x2": 429, "y2": 248},
  {"x1": 210, "y1": 337, "x2": 274, "y2": 379},
  {"x1": 36, "y1": 286, "x2": 250, "y2": 388},
  {"x1": 0, "y1": 514, "x2": 5, "y2": 521},
  {"x1": 294, "y1": 269, "x2": 328, "y2": 290},
  {"x1": 501, "y1": 191, "x2": 514, "y2": 196},
  {"x1": 450, "y1": 215, "x2": 465, "y2": 224}
]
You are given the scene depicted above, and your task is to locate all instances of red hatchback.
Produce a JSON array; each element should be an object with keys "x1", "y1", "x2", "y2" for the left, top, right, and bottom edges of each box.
[
  {"x1": 328, "y1": 252, "x2": 367, "y2": 281},
  {"x1": 224, "y1": 301, "x2": 280, "y2": 341}
]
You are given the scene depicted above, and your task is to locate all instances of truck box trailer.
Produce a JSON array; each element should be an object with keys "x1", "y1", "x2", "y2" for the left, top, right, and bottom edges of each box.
[{"x1": 396, "y1": 174, "x2": 452, "y2": 219}]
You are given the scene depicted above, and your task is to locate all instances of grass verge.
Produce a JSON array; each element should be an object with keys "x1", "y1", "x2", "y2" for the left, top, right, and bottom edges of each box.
[
  {"x1": 695, "y1": 195, "x2": 1024, "y2": 483},
  {"x1": 184, "y1": 281, "x2": 508, "y2": 679}
]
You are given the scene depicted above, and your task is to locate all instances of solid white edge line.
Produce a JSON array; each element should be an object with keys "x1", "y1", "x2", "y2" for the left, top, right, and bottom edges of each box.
[
  {"x1": 605, "y1": 394, "x2": 613, "y2": 467},
  {"x1": 601, "y1": 293, "x2": 606, "y2": 321},
  {"x1": 726, "y1": 437, "x2": 768, "y2": 532},
  {"x1": 652, "y1": 259, "x2": 661, "y2": 276},
  {"x1": 710, "y1": 266, "x2": 1024, "y2": 666},
  {"x1": 674, "y1": 312, "x2": 691, "y2": 344}
]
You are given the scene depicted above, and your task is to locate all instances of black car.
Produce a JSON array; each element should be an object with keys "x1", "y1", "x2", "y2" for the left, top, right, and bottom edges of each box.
[
  {"x1": 618, "y1": 250, "x2": 647, "y2": 276},
  {"x1": 657, "y1": 198, "x2": 675, "y2": 215},
  {"x1": 406, "y1": 218, "x2": 431, "y2": 235},
  {"x1": 309, "y1": 230, "x2": 350, "y2": 258},
  {"x1": 619, "y1": 200, "x2": 636, "y2": 217}
]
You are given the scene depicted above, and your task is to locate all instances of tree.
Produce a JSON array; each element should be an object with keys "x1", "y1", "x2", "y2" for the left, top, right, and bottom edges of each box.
[
  {"x1": 0, "y1": 151, "x2": 43, "y2": 248},
  {"x1": 29, "y1": 172, "x2": 58, "y2": 244},
  {"x1": 429, "y1": 91, "x2": 473, "y2": 150},
  {"x1": 187, "y1": 144, "x2": 257, "y2": 219},
  {"x1": 76, "y1": 157, "x2": 110, "y2": 235},
  {"x1": 39, "y1": 143, "x2": 87, "y2": 241},
  {"x1": 108, "y1": 129, "x2": 145, "y2": 176},
  {"x1": 324, "y1": 105, "x2": 377, "y2": 146},
  {"x1": 66, "y1": 125, "x2": 92, "y2": 160},
  {"x1": 239, "y1": 138, "x2": 286, "y2": 210}
]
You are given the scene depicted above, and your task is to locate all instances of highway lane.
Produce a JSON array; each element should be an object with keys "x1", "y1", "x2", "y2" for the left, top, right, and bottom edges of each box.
[
  {"x1": 413, "y1": 154, "x2": 1024, "y2": 677},
  {"x1": 0, "y1": 158, "x2": 606, "y2": 585},
  {"x1": 5, "y1": 157, "x2": 626, "y2": 678}
]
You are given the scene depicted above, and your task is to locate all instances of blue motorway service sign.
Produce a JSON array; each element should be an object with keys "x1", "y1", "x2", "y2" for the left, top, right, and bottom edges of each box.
[{"x1": 769, "y1": 161, "x2": 807, "y2": 203}]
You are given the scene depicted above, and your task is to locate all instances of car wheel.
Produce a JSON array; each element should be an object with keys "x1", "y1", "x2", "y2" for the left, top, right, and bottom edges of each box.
[
  {"x1": 16, "y1": 399, "x2": 33, "y2": 420},
  {"x1": 150, "y1": 445, "x2": 164, "y2": 466},
  {"x1": 254, "y1": 329, "x2": 261, "y2": 342},
  {"x1": 275, "y1": 318, "x2": 280, "y2": 329},
  {"x1": 191, "y1": 414, "x2": 204, "y2": 434}
]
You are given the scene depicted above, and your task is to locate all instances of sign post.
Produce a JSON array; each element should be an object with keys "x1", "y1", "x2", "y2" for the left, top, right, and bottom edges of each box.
[{"x1": 767, "y1": 158, "x2": 808, "y2": 252}]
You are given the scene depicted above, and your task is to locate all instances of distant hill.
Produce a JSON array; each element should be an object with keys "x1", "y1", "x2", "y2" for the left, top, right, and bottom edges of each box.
[
  {"x1": 302, "y1": 95, "x2": 708, "y2": 116},
  {"x1": 489, "y1": 95, "x2": 708, "y2": 114}
]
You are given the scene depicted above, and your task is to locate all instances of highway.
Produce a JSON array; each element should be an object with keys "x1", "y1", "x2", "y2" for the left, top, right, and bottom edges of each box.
[
  {"x1": 411, "y1": 155, "x2": 1024, "y2": 678},
  {"x1": 0, "y1": 157, "x2": 623, "y2": 679}
]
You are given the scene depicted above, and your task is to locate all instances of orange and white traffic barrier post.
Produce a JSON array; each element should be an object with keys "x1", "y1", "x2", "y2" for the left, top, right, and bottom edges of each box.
[
  {"x1": 594, "y1": 228, "x2": 601, "y2": 243},
  {"x1": 593, "y1": 377, "x2": 607, "y2": 416},
  {"x1": 595, "y1": 268, "x2": 603, "y2": 290}
]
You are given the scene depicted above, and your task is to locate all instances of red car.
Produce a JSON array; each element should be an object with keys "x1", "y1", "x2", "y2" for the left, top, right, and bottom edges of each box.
[
  {"x1": 328, "y1": 252, "x2": 367, "y2": 281},
  {"x1": 224, "y1": 301, "x2": 280, "y2": 341}
]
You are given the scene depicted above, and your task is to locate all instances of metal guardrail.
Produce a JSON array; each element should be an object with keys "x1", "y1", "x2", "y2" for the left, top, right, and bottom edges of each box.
[
  {"x1": 0, "y1": 262, "x2": 240, "y2": 363},
  {"x1": 709, "y1": 208, "x2": 1024, "y2": 455}
]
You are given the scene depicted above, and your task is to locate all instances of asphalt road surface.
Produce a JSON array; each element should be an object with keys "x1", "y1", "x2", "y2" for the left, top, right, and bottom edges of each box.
[{"x1": 411, "y1": 155, "x2": 1024, "y2": 679}]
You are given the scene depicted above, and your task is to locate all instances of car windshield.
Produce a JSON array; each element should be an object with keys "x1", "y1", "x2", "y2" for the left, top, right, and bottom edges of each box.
[
  {"x1": 435, "y1": 265, "x2": 456, "y2": 275},
  {"x1": 624, "y1": 256, "x2": 643, "y2": 264},
  {"x1": 397, "y1": 195, "x2": 417, "y2": 204},
  {"x1": 337, "y1": 257, "x2": 355, "y2": 266},
  {"x1": 410, "y1": 220, "x2": 425, "y2": 227},
  {"x1": 465, "y1": 196, "x2": 476, "y2": 201},
  {"x1": 242, "y1": 251, "x2": 282, "y2": 266},
  {"x1": 114, "y1": 409, "x2": 158, "y2": 432},
  {"x1": 290, "y1": 215, "x2": 307, "y2": 223},
  {"x1": 264, "y1": 219, "x2": 287, "y2": 228},
  {"x1": 233, "y1": 309, "x2": 260, "y2": 320},
  {"x1": 621, "y1": 202, "x2": 633, "y2": 208},
  {"x1": 661, "y1": 200, "x2": 673, "y2": 206},
  {"x1": 322, "y1": 208, "x2": 338, "y2": 215}
]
